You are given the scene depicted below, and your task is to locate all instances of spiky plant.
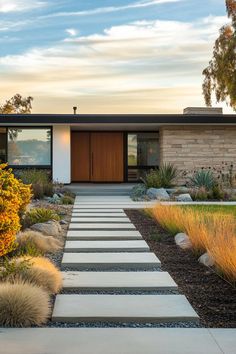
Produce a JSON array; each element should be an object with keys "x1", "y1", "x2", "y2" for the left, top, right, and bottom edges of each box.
[{"x1": 189, "y1": 169, "x2": 216, "y2": 190}]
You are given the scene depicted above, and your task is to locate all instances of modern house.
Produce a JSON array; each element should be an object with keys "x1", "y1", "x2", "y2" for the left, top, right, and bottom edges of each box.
[{"x1": 0, "y1": 107, "x2": 236, "y2": 184}]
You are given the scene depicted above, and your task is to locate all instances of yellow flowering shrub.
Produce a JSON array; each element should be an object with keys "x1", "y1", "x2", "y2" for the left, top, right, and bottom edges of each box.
[{"x1": 0, "y1": 164, "x2": 32, "y2": 256}]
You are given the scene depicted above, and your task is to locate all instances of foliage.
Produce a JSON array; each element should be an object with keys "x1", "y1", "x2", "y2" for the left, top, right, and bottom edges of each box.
[
  {"x1": 0, "y1": 164, "x2": 32, "y2": 256},
  {"x1": 130, "y1": 184, "x2": 147, "y2": 201},
  {"x1": 16, "y1": 230, "x2": 62, "y2": 254},
  {"x1": 0, "y1": 281, "x2": 50, "y2": 327},
  {"x1": 18, "y1": 169, "x2": 53, "y2": 199},
  {"x1": 190, "y1": 187, "x2": 209, "y2": 201},
  {"x1": 209, "y1": 184, "x2": 225, "y2": 200},
  {"x1": 202, "y1": 0, "x2": 236, "y2": 110},
  {"x1": 23, "y1": 207, "x2": 60, "y2": 228},
  {"x1": 189, "y1": 169, "x2": 216, "y2": 190},
  {"x1": 60, "y1": 195, "x2": 74, "y2": 205},
  {"x1": 0, "y1": 94, "x2": 33, "y2": 114},
  {"x1": 144, "y1": 164, "x2": 178, "y2": 188},
  {"x1": 151, "y1": 204, "x2": 236, "y2": 280}
]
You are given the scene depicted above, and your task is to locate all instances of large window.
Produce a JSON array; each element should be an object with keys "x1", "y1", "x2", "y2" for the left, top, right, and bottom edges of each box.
[
  {"x1": 0, "y1": 128, "x2": 7, "y2": 163},
  {"x1": 8, "y1": 128, "x2": 51, "y2": 166},
  {"x1": 128, "y1": 132, "x2": 159, "y2": 181}
]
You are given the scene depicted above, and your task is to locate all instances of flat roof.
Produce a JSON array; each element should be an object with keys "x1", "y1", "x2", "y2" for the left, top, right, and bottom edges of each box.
[{"x1": 0, "y1": 113, "x2": 236, "y2": 125}]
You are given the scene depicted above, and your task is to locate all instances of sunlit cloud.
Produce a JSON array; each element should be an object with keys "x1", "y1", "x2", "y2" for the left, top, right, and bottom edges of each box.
[
  {"x1": 0, "y1": 0, "x2": 47, "y2": 13},
  {"x1": 41, "y1": 0, "x2": 183, "y2": 19},
  {"x1": 0, "y1": 15, "x2": 229, "y2": 113},
  {"x1": 65, "y1": 28, "x2": 78, "y2": 37}
]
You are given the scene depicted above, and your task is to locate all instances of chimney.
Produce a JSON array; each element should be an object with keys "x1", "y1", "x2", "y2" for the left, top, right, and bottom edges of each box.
[
  {"x1": 73, "y1": 106, "x2": 78, "y2": 115},
  {"x1": 183, "y1": 107, "x2": 223, "y2": 115}
]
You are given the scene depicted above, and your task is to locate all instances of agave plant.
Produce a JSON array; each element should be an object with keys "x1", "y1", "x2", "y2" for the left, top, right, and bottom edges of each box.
[{"x1": 189, "y1": 169, "x2": 216, "y2": 190}]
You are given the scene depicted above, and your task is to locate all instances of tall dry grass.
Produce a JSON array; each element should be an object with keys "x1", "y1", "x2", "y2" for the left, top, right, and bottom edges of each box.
[{"x1": 151, "y1": 204, "x2": 236, "y2": 281}]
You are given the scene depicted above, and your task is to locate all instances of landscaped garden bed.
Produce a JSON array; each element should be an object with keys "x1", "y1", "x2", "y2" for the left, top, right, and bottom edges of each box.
[
  {"x1": 125, "y1": 206, "x2": 236, "y2": 328},
  {"x1": 0, "y1": 164, "x2": 73, "y2": 327}
]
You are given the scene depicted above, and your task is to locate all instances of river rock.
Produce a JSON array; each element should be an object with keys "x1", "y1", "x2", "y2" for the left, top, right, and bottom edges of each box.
[
  {"x1": 146, "y1": 188, "x2": 170, "y2": 201},
  {"x1": 31, "y1": 220, "x2": 62, "y2": 237},
  {"x1": 176, "y1": 193, "x2": 193, "y2": 202},
  {"x1": 198, "y1": 252, "x2": 215, "y2": 267},
  {"x1": 175, "y1": 233, "x2": 192, "y2": 249}
]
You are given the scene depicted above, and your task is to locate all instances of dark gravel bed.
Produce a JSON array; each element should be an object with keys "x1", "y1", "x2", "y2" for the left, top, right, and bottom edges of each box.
[
  {"x1": 62, "y1": 266, "x2": 161, "y2": 272},
  {"x1": 125, "y1": 209, "x2": 236, "y2": 328},
  {"x1": 61, "y1": 289, "x2": 179, "y2": 295},
  {"x1": 47, "y1": 320, "x2": 200, "y2": 328}
]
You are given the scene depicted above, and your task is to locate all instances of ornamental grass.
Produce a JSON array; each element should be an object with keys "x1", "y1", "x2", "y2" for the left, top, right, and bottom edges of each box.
[{"x1": 151, "y1": 204, "x2": 236, "y2": 281}]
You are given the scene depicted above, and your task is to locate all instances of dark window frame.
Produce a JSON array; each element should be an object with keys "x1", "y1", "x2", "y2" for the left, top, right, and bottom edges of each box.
[
  {"x1": 125, "y1": 131, "x2": 160, "y2": 182},
  {"x1": 0, "y1": 126, "x2": 53, "y2": 170}
]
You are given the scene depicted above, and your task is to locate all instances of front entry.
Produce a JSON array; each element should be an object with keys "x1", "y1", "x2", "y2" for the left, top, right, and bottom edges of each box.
[{"x1": 71, "y1": 132, "x2": 124, "y2": 182}]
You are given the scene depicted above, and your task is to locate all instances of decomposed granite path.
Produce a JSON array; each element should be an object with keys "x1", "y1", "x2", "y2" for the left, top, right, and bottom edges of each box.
[{"x1": 1, "y1": 195, "x2": 236, "y2": 354}]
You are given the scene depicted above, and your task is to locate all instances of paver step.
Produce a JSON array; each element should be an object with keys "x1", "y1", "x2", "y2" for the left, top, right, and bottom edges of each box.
[
  {"x1": 1, "y1": 328, "x2": 232, "y2": 354},
  {"x1": 72, "y1": 209, "x2": 125, "y2": 213},
  {"x1": 72, "y1": 204, "x2": 155, "y2": 209},
  {"x1": 71, "y1": 217, "x2": 131, "y2": 223},
  {"x1": 67, "y1": 230, "x2": 143, "y2": 240},
  {"x1": 62, "y1": 271, "x2": 178, "y2": 291},
  {"x1": 52, "y1": 294, "x2": 199, "y2": 324},
  {"x1": 72, "y1": 213, "x2": 126, "y2": 217},
  {"x1": 69, "y1": 223, "x2": 136, "y2": 230},
  {"x1": 61, "y1": 252, "x2": 160, "y2": 270},
  {"x1": 64, "y1": 240, "x2": 150, "y2": 253}
]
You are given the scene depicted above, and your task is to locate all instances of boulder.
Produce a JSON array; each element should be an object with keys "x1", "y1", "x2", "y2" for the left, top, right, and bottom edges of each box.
[
  {"x1": 31, "y1": 220, "x2": 62, "y2": 237},
  {"x1": 166, "y1": 187, "x2": 189, "y2": 195},
  {"x1": 175, "y1": 233, "x2": 192, "y2": 249},
  {"x1": 198, "y1": 252, "x2": 215, "y2": 267},
  {"x1": 176, "y1": 193, "x2": 193, "y2": 202},
  {"x1": 147, "y1": 188, "x2": 170, "y2": 201}
]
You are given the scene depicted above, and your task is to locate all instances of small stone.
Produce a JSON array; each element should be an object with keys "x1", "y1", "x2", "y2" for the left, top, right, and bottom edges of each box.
[
  {"x1": 176, "y1": 193, "x2": 193, "y2": 202},
  {"x1": 198, "y1": 252, "x2": 215, "y2": 267},
  {"x1": 146, "y1": 188, "x2": 170, "y2": 201},
  {"x1": 60, "y1": 220, "x2": 67, "y2": 225},
  {"x1": 175, "y1": 233, "x2": 192, "y2": 249},
  {"x1": 31, "y1": 220, "x2": 62, "y2": 237}
]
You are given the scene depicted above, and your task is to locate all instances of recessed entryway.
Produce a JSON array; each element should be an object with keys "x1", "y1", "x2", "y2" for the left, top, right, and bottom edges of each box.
[{"x1": 71, "y1": 132, "x2": 124, "y2": 182}]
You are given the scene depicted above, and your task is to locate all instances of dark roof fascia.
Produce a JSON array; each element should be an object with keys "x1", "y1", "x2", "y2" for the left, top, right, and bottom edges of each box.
[{"x1": 0, "y1": 114, "x2": 236, "y2": 125}]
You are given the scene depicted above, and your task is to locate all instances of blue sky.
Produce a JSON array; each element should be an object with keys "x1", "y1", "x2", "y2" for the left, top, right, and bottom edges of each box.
[{"x1": 0, "y1": 0, "x2": 231, "y2": 113}]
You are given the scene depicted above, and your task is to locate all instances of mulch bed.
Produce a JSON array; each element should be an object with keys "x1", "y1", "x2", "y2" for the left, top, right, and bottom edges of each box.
[{"x1": 125, "y1": 209, "x2": 236, "y2": 328}]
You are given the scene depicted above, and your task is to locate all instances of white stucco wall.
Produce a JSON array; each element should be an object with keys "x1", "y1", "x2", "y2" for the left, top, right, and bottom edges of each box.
[{"x1": 52, "y1": 125, "x2": 71, "y2": 183}]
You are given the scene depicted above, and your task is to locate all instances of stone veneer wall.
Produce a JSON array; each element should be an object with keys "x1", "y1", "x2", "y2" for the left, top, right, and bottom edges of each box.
[{"x1": 160, "y1": 126, "x2": 236, "y2": 184}]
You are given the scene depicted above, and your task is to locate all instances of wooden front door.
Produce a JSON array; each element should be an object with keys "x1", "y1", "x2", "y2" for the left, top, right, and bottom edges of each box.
[{"x1": 71, "y1": 132, "x2": 124, "y2": 182}]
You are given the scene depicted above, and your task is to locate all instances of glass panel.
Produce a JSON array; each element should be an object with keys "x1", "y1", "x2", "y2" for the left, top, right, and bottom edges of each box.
[
  {"x1": 8, "y1": 128, "x2": 51, "y2": 166},
  {"x1": 0, "y1": 128, "x2": 7, "y2": 163},
  {"x1": 128, "y1": 133, "x2": 159, "y2": 167}
]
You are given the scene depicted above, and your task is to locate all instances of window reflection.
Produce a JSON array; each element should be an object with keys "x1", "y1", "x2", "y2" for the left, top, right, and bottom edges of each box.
[
  {"x1": 0, "y1": 128, "x2": 7, "y2": 163},
  {"x1": 8, "y1": 128, "x2": 51, "y2": 166},
  {"x1": 128, "y1": 132, "x2": 159, "y2": 181}
]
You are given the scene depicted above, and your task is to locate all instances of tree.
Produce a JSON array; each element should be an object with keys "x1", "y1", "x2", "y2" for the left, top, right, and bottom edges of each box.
[
  {"x1": 202, "y1": 0, "x2": 236, "y2": 110},
  {"x1": 0, "y1": 94, "x2": 33, "y2": 114}
]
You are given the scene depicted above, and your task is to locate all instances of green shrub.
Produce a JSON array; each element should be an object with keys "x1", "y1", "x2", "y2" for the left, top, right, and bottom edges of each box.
[
  {"x1": 60, "y1": 195, "x2": 74, "y2": 205},
  {"x1": 144, "y1": 164, "x2": 178, "y2": 188},
  {"x1": 23, "y1": 208, "x2": 60, "y2": 228},
  {"x1": 130, "y1": 184, "x2": 147, "y2": 201},
  {"x1": 189, "y1": 169, "x2": 216, "y2": 190},
  {"x1": 208, "y1": 184, "x2": 225, "y2": 200},
  {"x1": 19, "y1": 170, "x2": 53, "y2": 199}
]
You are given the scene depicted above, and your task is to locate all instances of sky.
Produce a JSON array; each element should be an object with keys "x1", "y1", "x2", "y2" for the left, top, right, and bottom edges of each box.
[{"x1": 0, "y1": 0, "x2": 233, "y2": 114}]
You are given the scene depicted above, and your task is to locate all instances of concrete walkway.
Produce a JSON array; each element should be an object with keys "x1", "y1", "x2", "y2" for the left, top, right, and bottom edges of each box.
[{"x1": 1, "y1": 195, "x2": 235, "y2": 354}]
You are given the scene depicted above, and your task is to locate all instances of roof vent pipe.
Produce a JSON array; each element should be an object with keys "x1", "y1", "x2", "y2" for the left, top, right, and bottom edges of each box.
[{"x1": 73, "y1": 106, "x2": 78, "y2": 115}]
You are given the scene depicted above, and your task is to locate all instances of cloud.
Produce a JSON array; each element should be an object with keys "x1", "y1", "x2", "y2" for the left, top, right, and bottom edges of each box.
[
  {"x1": 65, "y1": 28, "x2": 78, "y2": 37},
  {"x1": 41, "y1": 0, "x2": 183, "y2": 19},
  {"x1": 0, "y1": 15, "x2": 231, "y2": 113},
  {"x1": 0, "y1": 0, "x2": 47, "y2": 13}
]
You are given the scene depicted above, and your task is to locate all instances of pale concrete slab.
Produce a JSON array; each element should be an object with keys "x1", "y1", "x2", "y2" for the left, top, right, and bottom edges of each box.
[
  {"x1": 61, "y1": 252, "x2": 160, "y2": 270},
  {"x1": 72, "y1": 204, "x2": 155, "y2": 209},
  {"x1": 62, "y1": 271, "x2": 177, "y2": 290},
  {"x1": 72, "y1": 209, "x2": 125, "y2": 213},
  {"x1": 69, "y1": 223, "x2": 136, "y2": 230},
  {"x1": 64, "y1": 240, "x2": 150, "y2": 252},
  {"x1": 72, "y1": 213, "x2": 126, "y2": 217},
  {"x1": 210, "y1": 329, "x2": 236, "y2": 354},
  {"x1": 67, "y1": 230, "x2": 143, "y2": 240},
  {"x1": 71, "y1": 217, "x2": 131, "y2": 223},
  {"x1": 0, "y1": 328, "x2": 224, "y2": 354},
  {"x1": 52, "y1": 294, "x2": 199, "y2": 323}
]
